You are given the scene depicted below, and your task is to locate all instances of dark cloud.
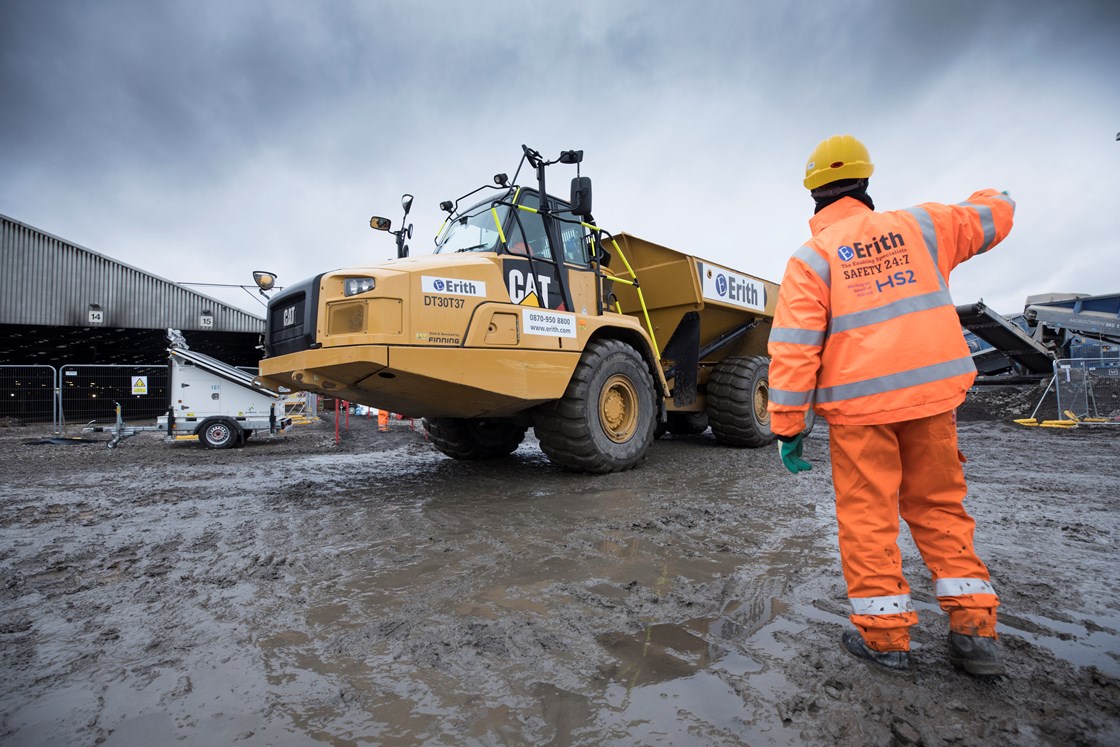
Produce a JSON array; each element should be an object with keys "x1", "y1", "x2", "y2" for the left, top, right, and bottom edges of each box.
[{"x1": 1, "y1": 1, "x2": 1117, "y2": 315}]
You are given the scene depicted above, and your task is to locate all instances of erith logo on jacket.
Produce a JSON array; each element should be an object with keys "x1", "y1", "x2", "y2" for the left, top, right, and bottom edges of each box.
[{"x1": 837, "y1": 232, "x2": 905, "y2": 262}]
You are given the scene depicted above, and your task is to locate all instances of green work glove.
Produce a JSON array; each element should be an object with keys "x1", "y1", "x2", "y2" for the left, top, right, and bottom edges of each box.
[{"x1": 776, "y1": 434, "x2": 812, "y2": 474}]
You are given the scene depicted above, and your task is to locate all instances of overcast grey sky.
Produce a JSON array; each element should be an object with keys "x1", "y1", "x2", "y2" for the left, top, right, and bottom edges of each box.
[{"x1": 2, "y1": 0, "x2": 1118, "y2": 316}]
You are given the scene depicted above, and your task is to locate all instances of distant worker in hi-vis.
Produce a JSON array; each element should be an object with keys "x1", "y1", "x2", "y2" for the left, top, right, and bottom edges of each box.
[{"x1": 767, "y1": 134, "x2": 1015, "y2": 675}]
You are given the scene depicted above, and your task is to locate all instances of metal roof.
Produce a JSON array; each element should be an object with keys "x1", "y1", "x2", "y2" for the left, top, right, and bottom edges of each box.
[{"x1": 0, "y1": 212, "x2": 264, "y2": 333}]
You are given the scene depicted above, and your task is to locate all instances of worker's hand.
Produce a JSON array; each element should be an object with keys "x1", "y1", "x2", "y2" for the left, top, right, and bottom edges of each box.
[{"x1": 776, "y1": 433, "x2": 812, "y2": 474}]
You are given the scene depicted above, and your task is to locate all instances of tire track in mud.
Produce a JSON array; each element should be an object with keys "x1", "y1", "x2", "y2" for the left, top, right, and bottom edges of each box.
[{"x1": 1, "y1": 416, "x2": 1118, "y2": 745}]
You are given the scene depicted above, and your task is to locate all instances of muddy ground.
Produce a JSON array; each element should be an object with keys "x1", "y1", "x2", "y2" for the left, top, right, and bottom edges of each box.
[{"x1": 1, "y1": 385, "x2": 1118, "y2": 746}]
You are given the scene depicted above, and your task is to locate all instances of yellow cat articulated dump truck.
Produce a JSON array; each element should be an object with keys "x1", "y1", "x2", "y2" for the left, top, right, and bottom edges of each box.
[{"x1": 256, "y1": 145, "x2": 782, "y2": 473}]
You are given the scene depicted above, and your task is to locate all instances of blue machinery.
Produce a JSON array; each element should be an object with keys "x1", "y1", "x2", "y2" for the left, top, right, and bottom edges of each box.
[{"x1": 958, "y1": 291, "x2": 1120, "y2": 379}]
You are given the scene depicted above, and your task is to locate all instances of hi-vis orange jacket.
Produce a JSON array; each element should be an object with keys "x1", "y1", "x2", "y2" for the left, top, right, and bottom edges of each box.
[{"x1": 768, "y1": 191, "x2": 1015, "y2": 435}]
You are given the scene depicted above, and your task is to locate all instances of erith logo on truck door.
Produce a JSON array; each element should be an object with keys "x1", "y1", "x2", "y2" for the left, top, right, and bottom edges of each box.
[{"x1": 421, "y1": 276, "x2": 487, "y2": 296}]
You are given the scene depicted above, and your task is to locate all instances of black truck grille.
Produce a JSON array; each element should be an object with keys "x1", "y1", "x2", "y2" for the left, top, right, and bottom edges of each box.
[{"x1": 265, "y1": 275, "x2": 322, "y2": 357}]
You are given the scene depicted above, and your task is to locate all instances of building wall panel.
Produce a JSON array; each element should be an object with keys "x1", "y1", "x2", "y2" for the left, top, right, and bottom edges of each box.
[{"x1": 1, "y1": 213, "x2": 264, "y2": 334}]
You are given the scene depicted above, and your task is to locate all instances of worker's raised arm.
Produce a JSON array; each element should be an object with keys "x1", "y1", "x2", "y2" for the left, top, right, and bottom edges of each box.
[
  {"x1": 767, "y1": 246, "x2": 829, "y2": 437},
  {"x1": 916, "y1": 189, "x2": 1015, "y2": 278}
]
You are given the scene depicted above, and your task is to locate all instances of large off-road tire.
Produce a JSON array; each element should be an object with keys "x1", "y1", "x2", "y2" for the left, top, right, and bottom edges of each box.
[
  {"x1": 667, "y1": 411, "x2": 709, "y2": 436},
  {"x1": 705, "y1": 356, "x2": 774, "y2": 448},
  {"x1": 198, "y1": 417, "x2": 240, "y2": 450},
  {"x1": 422, "y1": 417, "x2": 527, "y2": 460},
  {"x1": 533, "y1": 339, "x2": 657, "y2": 474}
]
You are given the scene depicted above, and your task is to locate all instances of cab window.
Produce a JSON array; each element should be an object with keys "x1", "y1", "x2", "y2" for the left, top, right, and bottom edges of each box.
[
  {"x1": 553, "y1": 202, "x2": 590, "y2": 266},
  {"x1": 505, "y1": 191, "x2": 590, "y2": 266},
  {"x1": 505, "y1": 191, "x2": 551, "y2": 260}
]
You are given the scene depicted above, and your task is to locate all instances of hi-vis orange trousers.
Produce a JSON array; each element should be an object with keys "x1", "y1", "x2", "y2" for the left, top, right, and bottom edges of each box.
[
  {"x1": 377, "y1": 409, "x2": 390, "y2": 432},
  {"x1": 828, "y1": 411, "x2": 999, "y2": 652}
]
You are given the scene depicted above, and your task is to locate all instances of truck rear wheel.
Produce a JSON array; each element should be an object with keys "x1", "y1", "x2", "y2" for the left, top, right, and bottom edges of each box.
[
  {"x1": 198, "y1": 417, "x2": 240, "y2": 449},
  {"x1": 534, "y1": 339, "x2": 656, "y2": 474},
  {"x1": 423, "y1": 417, "x2": 527, "y2": 460},
  {"x1": 706, "y1": 356, "x2": 774, "y2": 448}
]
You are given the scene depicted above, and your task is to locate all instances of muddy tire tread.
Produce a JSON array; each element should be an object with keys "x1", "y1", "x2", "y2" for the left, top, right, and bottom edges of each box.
[
  {"x1": 423, "y1": 417, "x2": 527, "y2": 460},
  {"x1": 534, "y1": 339, "x2": 656, "y2": 474},
  {"x1": 706, "y1": 356, "x2": 773, "y2": 448}
]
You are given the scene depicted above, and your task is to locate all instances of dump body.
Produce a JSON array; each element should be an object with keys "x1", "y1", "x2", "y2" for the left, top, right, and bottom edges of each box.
[{"x1": 605, "y1": 234, "x2": 778, "y2": 409}]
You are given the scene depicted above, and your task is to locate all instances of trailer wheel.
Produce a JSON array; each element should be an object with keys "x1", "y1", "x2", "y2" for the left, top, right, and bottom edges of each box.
[
  {"x1": 423, "y1": 417, "x2": 527, "y2": 460},
  {"x1": 534, "y1": 339, "x2": 656, "y2": 474},
  {"x1": 706, "y1": 356, "x2": 774, "y2": 448},
  {"x1": 667, "y1": 411, "x2": 709, "y2": 435},
  {"x1": 198, "y1": 418, "x2": 240, "y2": 450}
]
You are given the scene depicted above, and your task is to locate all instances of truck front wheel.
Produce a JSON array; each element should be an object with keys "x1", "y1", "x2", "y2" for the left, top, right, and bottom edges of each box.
[
  {"x1": 198, "y1": 418, "x2": 240, "y2": 449},
  {"x1": 534, "y1": 339, "x2": 656, "y2": 474},
  {"x1": 423, "y1": 417, "x2": 527, "y2": 460},
  {"x1": 706, "y1": 356, "x2": 774, "y2": 448}
]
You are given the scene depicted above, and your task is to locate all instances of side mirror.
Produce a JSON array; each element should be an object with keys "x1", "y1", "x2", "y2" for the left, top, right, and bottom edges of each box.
[
  {"x1": 559, "y1": 150, "x2": 583, "y2": 165},
  {"x1": 252, "y1": 270, "x2": 277, "y2": 291},
  {"x1": 370, "y1": 216, "x2": 392, "y2": 231},
  {"x1": 570, "y1": 176, "x2": 592, "y2": 218},
  {"x1": 401, "y1": 194, "x2": 414, "y2": 214}
]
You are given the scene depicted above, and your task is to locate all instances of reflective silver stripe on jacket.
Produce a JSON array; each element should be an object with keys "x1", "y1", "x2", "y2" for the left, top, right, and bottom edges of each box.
[
  {"x1": 815, "y1": 356, "x2": 976, "y2": 404},
  {"x1": 829, "y1": 289, "x2": 954, "y2": 336},
  {"x1": 850, "y1": 594, "x2": 915, "y2": 616},
  {"x1": 770, "y1": 387, "x2": 814, "y2": 407},
  {"x1": 769, "y1": 327, "x2": 826, "y2": 346},
  {"x1": 958, "y1": 201, "x2": 997, "y2": 254},
  {"x1": 935, "y1": 577, "x2": 997, "y2": 598},
  {"x1": 794, "y1": 244, "x2": 831, "y2": 289},
  {"x1": 903, "y1": 206, "x2": 948, "y2": 289}
]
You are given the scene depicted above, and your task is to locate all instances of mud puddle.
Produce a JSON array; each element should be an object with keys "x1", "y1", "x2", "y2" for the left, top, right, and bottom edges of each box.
[{"x1": 1, "y1": 411, "x2": 1119, "y2": 745}]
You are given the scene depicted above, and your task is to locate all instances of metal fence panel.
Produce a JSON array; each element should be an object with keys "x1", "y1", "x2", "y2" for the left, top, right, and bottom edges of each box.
[
  {"x1": 1054, "y1": 358, "x2": 1120, "y2": 424},
  {"x1": 0, "y1": 365, "x2": 57, "y2": 427},
  {"x1": 59, "y1": 364, "x2": 169, "y2": 424}
]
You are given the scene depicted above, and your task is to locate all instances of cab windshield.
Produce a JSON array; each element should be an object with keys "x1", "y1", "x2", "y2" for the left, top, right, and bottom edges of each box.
[{"x1": 435, "y1": 198, "x2": 510, "y2": 255}]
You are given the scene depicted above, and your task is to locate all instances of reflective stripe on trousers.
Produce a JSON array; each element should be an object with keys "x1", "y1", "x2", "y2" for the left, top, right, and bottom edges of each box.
[{"x1": 830, "y1": 411, "x2": 999, "y2": 651}]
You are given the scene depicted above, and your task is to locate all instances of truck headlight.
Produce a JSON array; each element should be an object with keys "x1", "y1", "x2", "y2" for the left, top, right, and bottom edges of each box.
[{"x1": 343, "y1": 276, "x2": 376, "y2": 296}]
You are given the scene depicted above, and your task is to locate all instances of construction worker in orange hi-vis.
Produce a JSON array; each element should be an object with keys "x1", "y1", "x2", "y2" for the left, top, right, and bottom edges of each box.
[
  {"x1": 767, "y1": 134, "x2": 1015, "y2": 676},
  {"x1": 377, "y1": 408, "x2": 390, "y2": 432}
]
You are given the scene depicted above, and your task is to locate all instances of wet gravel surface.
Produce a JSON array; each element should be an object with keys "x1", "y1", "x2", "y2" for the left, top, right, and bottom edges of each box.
[{"x1": 1, "y1": 391, "x2": 1118, "y2": 746}]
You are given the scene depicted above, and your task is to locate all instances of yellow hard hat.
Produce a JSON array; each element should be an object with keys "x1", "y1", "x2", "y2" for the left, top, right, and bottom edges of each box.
[{"x1": 804, "y1": 135, "x2": 874, "y2": 190}]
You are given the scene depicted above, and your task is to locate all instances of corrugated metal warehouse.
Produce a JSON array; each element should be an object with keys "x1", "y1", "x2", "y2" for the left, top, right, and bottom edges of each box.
[{"x1": 1, "y1": 213, "x2": 265, "y2": 367}]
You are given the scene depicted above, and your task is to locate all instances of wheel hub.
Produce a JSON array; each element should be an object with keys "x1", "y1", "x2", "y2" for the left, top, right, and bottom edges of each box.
[
  {"x1": 753, "y1": 381, "x2": 770, "y2": 424},
  {"x1": 600, "y1": 374, "x2": 639, "y2": 443}
]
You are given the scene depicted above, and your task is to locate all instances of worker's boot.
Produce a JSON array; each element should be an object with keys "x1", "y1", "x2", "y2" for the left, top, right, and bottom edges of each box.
[
  {"x1": 841, "y1": 630, "x2": 910, "y2": 671},
  {"x1": 947, "y1": 632, "x2": 1005, "y2": 676}
]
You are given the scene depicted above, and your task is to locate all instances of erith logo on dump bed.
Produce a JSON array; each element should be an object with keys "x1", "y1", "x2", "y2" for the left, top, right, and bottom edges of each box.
[
  {"x1": 698, "y1": 262, "x2": 765, "y2": 312},
  {"x1": 421, "y1": 276, "x2": 487, "y2": 296}
]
